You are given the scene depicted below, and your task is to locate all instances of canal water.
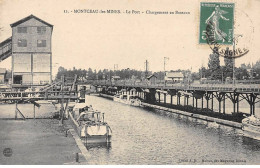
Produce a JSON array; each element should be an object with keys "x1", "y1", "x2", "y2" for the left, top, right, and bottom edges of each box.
[
  {"x1": 84, "y1": 95, "x2": 260, "y2": 165},
  {"x1": 0, "y1": 96, "x2": 259, "y2": 165}
]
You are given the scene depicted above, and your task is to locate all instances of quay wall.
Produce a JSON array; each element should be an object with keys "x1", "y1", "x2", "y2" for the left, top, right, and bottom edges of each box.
[{"x1": 98, "y1": 93, "x2": 242, "y2": 129}]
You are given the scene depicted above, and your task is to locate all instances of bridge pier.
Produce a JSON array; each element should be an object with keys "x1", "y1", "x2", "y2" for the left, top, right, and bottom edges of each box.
[{"x1": 158, "y1": 92, "x2": 161, "y2": 104}]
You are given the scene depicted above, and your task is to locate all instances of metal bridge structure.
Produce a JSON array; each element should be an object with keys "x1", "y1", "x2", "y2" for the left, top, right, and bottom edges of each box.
[{"x1": 93, "y1": 80, "x2": 260, "y2": 118}]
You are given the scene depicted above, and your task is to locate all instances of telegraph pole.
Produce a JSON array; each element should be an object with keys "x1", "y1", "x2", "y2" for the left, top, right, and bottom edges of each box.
[{"x1": 232, "y1": 34, "x2": 242, "y2": 88}]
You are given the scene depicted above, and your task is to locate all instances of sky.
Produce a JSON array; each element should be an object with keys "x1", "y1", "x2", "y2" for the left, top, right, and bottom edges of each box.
[{"x1": 0, "y1": 0, "x2": 259, "y2": 77}]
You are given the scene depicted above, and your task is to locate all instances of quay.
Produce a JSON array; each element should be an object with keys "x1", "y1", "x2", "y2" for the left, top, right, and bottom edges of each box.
[{"x1": 0, "y1": 119, "x2": 87, "y2": 164}]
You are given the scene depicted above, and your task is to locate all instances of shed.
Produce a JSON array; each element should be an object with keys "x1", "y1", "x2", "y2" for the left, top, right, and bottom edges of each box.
[{"x1": 147, "y1": 74, "x2": 157, "y2": 85}]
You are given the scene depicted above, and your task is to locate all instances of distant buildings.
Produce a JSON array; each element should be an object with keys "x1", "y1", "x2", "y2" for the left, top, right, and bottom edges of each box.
[{"x1": 165, "y1": 71, "x2": 184, "y2": 82}]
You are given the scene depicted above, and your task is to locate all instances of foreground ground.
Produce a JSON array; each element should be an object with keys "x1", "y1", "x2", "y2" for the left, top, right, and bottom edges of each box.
[{"x1": 0, "y1": 119, "x2": 86, "y2": 164}]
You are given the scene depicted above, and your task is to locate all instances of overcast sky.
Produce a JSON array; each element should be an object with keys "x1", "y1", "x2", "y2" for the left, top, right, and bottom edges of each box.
[{"x1": 0, "y1": 0, "x2": 259, "y2": 76}]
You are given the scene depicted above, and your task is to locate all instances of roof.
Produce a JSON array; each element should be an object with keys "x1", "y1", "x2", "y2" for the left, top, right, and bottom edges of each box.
[
  {"x1": 10, "y1": 14, "x2": 53, "y2": 28},
  {"x1": 166, "y1": 72, "x2": 184, "y2": 78},
  {"x1": 0, "y1": 68, "x2": 6, "y2": 74},
  {"x1": 147, "y1": 74, "x2": 157, "y2": 79}
]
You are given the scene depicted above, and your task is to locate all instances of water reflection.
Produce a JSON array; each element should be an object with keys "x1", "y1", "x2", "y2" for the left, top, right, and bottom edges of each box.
[{"x1": 83, "y1": 95, "x2": 260, "y2": 164}]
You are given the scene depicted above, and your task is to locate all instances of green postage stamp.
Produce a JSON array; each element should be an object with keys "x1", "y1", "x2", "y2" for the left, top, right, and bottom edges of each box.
[{"x1": 199, "y1": 2, "x2": 234, "y2": 45}]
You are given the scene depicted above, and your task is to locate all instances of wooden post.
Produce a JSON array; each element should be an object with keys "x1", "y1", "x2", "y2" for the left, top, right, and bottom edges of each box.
[
  {"x1": 187, "y1": 97, "x2": 189, "y2": 106},
  {"x1": 233, "y1": 98, "x2": 236, "y2": 114},
  {"x1": 34, "y1": 105, "x2": 36, "y2": 119},
  {"x1": 219, "y1": 99, "x2": 221, "y2": 113},
  {"x1": 206, "y1": 95, "x2": 209, "y2": 112},
  {"x1": 60, "y1": 75, "x2": 65, "y2": 124},
  {"x1": 158, "y1": 93, "x2": 160, "y2": 104},
  {"x1": 237, "y1": 94, "x2": 239, "y2": 113},
  {"x1": 223, "y1": 94, "x2": 225, "y2": 114},
  {"x1": 164, "y1": 93, "x2": 166, "y2": 104},
  {"x1": 249, "y1": 94, "x2": 252, "y2": 115},
  {"x1": 192, "y1": 96, "x2": 194, "y2": 108},
  {"x1": 196, "y1": 98, "x2": 198, "y2": 110},
  {"x1": 15, "y1": 102, "x2": 18, "y2": 119},
  {"x1": 211, "y1": 94, "x2": 214, "y2": 112},
  {"x1": 201, "y1": 96, "x2": 204, "y2": 111},
  {"x1": 170, "y1": 95, "x2": 173, "y2": 105}
]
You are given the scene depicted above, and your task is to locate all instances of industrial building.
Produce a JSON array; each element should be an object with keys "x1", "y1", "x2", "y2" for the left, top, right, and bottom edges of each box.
[{"x1": 0, "y1": 15, "x2": 53, "y2": 87}]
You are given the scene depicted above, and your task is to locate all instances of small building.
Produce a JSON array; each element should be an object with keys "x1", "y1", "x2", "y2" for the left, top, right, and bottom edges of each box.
[
  {"x1": 165, "y1": 71, "x2": 184, "y2": 82},
  {"x1": 0, "y1": 68, "x2": 6, "y2": 84},
  {"x1": 147, "y1": 74, "x2": 157, "y2": 85}
]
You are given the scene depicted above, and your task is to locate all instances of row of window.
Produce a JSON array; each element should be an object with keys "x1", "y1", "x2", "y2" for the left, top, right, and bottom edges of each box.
[
  {"x1": 17, "y1": 26, "x2": 46, "y2": 33},
  {"x1": 18, "y1": 39, "x2": 46, "y2": 47}
]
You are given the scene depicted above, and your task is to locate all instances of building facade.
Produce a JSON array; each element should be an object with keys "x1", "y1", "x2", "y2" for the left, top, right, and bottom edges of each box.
[
  {"x1": 165, "y1": 71, "x2": 184, "y2": 82},
  {"x1": 10, "y1": 15, "x2": 53, "y2": 86}
]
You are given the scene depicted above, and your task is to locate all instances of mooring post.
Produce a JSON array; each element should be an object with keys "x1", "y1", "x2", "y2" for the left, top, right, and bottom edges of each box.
[
  {"x1": 164, "y1": 93, "x2": 166, "y2": 104},
  {"x1": 76, "y1": 153, "x2": 79, "y2": 163},
  {"x1": 187, "y1": 96, "x2": 189, "y2": 106},
  {"x1": 170, "y1": 95, "x2": 173, "y2": 105},
  {"x1": 158, "y1": 93, "x2": 160, "y2": 104}
]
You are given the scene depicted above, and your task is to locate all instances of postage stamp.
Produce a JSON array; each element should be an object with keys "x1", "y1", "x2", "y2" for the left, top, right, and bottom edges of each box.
[{"x1": 199, "y1": 2, "x2": 234, "y2": 45}]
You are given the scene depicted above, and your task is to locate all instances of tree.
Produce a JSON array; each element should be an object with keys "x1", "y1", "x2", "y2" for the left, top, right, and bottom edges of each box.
[
  {"x1": 208, "y1": 47, "x2": 221, "y2": 80},
  {"x1": 223, "y1": 55, "x2": 233, "y2": 79}
]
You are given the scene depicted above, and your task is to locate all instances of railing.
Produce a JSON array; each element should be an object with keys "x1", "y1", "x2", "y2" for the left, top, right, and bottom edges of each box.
[
  {"x1": 92, "y1": 80, "x2": 260, "y2": 93},
  {"x1": 0, "y1": 37, "x2": 12, "y2": 62}
]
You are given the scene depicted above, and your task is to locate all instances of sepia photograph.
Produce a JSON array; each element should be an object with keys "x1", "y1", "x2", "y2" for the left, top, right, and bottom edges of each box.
[{"x1": 0, "y1": 0, "x2": 260, "y2": 166}]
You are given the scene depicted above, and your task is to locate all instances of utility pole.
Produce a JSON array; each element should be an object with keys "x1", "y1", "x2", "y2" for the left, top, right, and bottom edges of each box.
[
  {"x1": 232, "y1": 34, "x2": 242, "y2": 88},
  {"x1": 164, "y1": 57, "x2": 169, "y2": 86},
  {"x1": 60, "y1": 75, "x2": 65, "y2": 125}
]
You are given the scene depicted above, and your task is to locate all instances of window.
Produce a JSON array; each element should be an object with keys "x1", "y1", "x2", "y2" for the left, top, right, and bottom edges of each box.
[
  {"x1": 18, "y1": 39, "x2": 27, "y2": 47},
  {"x1": 37, "y1": 27, "x2": 46, "y2": 34},
  {"x1": 37, "y1": 40, "x2": 46, "y2": 47},
  {"x1": 17, "y1": 27, "x2": 27, "y2": 33}
]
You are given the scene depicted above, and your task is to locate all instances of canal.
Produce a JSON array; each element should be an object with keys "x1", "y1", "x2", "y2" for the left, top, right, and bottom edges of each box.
[{"x1": 84, "y1": 95, "x2": 260, "y2": 165}]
